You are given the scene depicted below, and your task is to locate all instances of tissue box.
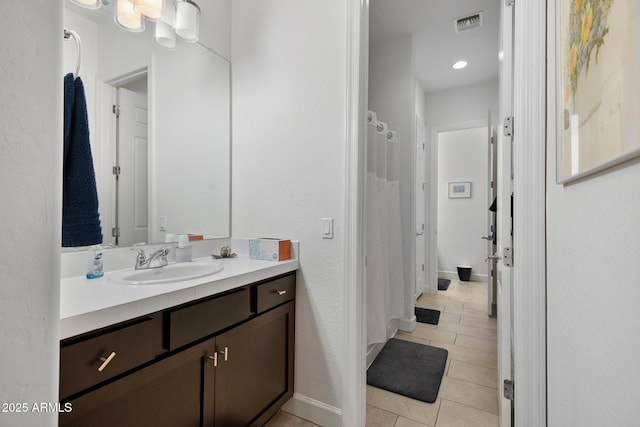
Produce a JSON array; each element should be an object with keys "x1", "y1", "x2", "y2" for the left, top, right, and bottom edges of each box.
[{"x1": 249, "y1": 239, "x2": 291, "y2": 261}]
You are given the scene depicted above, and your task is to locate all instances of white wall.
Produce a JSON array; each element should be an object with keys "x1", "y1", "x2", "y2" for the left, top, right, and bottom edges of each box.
[
  {"x1": 546, "y1": 139, "x2": 640, "y2": 426},
  {"x1": 0, "y1": 2, "x2": 61, "y2": 426},
  {"x1": 425, "y1": 80, "x2": 499, "y2": 129},
  {"x1": 546, "y1": 3, "x2": 640, "y2": 423},
  {"x1": 231, "y1": 1, "x2": 346, "y2": 424},
  {"x1": 368, "y1": 35, "x2": 416, "y2": 321},
  {"x1": 437, "y1": 128, "x2": 489, "y2": 280}
]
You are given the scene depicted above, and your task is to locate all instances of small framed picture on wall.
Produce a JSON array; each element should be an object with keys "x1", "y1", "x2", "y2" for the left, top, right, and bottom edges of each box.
[{"x1": 448, "y1": 181, "x2": 471, "y2": 198}]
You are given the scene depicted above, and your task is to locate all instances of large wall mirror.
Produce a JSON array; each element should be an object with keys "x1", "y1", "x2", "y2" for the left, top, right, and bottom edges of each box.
[{"x1": 63, "y1": 1, "x2": 230, "y2": 249}]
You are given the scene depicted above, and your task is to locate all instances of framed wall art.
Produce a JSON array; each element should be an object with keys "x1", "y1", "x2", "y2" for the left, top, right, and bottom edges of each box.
[
  {"x1": 448, "y1": 181, "x2": 471, "y2": 198},
  {"x1": 556, "y1": 0, "x2": 640, "y2": 183}
]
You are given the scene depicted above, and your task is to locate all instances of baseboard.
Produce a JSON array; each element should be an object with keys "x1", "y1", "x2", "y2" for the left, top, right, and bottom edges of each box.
[
  {"x1": 366, "y1": 321, "x2": 398, "y2": 368},
  {"x1": 438, "y1": 270, "x2": 488, "y2": 282},
  {"x1": 281, "y1": 393, "x2": 342, "y2": 427},
  {"x1": 366, "y1": 341, "x2": 385, "y2": 368},
  {"x1": 397, "y1": 315, "x2": 416, "y2": 332}
]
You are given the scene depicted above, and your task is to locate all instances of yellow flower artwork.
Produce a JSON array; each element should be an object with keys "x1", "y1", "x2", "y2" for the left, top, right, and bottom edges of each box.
[{"x1": 564, "y1": 0, "x2": 613, "y2": 100}]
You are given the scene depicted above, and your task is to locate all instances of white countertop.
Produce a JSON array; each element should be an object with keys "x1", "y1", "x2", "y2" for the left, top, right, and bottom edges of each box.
[{"x1": 60, "y1": 255, "x2": 299, "y2": 340}]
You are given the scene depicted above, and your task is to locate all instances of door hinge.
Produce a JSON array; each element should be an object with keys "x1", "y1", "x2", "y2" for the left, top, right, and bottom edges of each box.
[
  {"x1": 111, "y1": 227, "x2": 120, "y2": 238},
  {"x1": 112, "y1": 104, "x2": 120, "y2": 116},
  {"x1": 112, "y1": 166, "x2": 121, "y2": 176},
  {"x1": 503, "y1": 116, "x2": 513, "y2": 137},
  {"x1": 504, "y1": 379, "x2": 514, "y2": 400},
  {"x1": 505, "y1": 0, "x2": 514, "y2": 6},
  {"x1": 503, "y1": 247, "x2": 513, "y2": 267},
  {"x1": 421, "y1": 264, "x2": 425, "y2": 271},
  {"x1": 422, "y1": 182, "x2": 426, "y2": 191}
]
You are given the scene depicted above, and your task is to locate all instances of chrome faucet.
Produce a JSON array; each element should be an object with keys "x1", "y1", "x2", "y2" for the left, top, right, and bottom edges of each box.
[{"x1": 130, "y1": 246, "x2": 170, "y2": 270}]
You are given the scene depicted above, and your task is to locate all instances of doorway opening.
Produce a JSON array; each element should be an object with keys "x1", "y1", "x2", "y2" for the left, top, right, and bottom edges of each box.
[{"x1": 100, "y1": 71, "x2": 149, "y2": 247}]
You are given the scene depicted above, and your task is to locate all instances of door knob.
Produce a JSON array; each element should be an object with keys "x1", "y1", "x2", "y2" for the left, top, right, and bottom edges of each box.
[{"x1": 485, "y1": 254, "x2": 501, "y2": 263}]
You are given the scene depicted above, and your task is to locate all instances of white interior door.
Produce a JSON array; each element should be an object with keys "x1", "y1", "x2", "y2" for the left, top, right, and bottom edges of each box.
[
  {"x1": 497, "y1": 0, "x2": 514, "y2": 425},
  {"x1": 415, "y1": 117, "x2": 426, "y2": 299},
  {"x1": 117, "y1": 87, "x2": 149, "y2": 247}
]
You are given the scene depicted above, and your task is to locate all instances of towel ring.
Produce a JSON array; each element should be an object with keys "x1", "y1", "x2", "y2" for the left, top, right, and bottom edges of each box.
[{"x1": 64, "y1": 28, "x2": 82, "y2": 79}]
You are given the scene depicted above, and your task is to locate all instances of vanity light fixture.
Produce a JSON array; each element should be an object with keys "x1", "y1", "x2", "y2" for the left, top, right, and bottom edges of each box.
[
  {"x1": 155, "y1": 21, "x2": 177, "y2": 48},
  {"x1": 452, "y1": 60, "x2": 468, "y2": 70},
  {"x1": 115, "y1": 0, "x2": 145, "y2": 32},
  {"x1": 175, "y1": 0, "x2": 200, "y2": 43},
  {"x1": 132, "y1": 0, "x2": 164, "y2": 22},
  {"x1": 70, "y1": 0, "x2": 102, "y2": 9},
  {"x1": 69, "y1": 0, "x2": 200, "y2": 48},
  {"x1": 154, "y1": 0, "x2": 177, "y2": 49}
]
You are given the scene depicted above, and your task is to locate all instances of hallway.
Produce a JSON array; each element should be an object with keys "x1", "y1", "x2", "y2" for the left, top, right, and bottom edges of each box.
[
  {"x1": 266, "y1": 280, "x2": 499, "y2": 427},
  {"x1": 366, "y1": 280, "x2": 499, "y2": 426}
]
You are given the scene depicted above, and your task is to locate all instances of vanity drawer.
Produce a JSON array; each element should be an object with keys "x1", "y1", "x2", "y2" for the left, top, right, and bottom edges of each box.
[
  {"x1": 256, "y1": 273, "x2": 296, "y2": 314},
  {"x1": 60, "y1": 315, "x2": 163, "y2": 400},
  {"x1": 167, "y1": 287, "x2": 251, "y2": 350}
]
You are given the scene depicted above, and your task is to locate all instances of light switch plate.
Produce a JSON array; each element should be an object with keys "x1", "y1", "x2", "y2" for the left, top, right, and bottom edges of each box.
[{"x1": 321, "y1": 218, "x2": 334, "y2": 239}]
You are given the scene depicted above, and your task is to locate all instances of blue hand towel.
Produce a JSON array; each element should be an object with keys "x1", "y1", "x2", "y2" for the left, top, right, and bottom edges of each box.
[{"x1": 62, "y1": 73, "x2": 103, "y2": 247}]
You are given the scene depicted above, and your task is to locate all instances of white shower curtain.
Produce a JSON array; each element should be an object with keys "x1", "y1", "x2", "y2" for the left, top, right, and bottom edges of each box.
[{"x1": 366, "y1": 111, "x2": 405, "y2": 347}]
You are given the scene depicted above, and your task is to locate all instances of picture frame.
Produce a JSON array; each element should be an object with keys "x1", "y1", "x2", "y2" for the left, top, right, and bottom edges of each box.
[
  {"x1": 448, "y1": 182, "x2": 471, "y2": 199},
  {"x1": 556, "y1": 0, "x2": 640, "y2": 183}
]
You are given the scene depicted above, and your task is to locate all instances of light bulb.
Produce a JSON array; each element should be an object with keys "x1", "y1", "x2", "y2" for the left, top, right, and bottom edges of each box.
[
  {"x1": 115, "y1": 0, "x2": 145, "y2": 32},
  {"x1": 133, "y1": 0, "x2": 164, "y2": 22}
]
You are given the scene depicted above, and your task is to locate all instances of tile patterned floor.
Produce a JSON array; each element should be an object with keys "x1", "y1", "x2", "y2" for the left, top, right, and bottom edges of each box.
[{"x1": 264, "y1": 280, "x2": 499, "y2": 427}]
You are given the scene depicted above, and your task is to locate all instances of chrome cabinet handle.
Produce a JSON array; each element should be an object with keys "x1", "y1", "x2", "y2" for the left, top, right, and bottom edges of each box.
[
  {"x1": 97, "y1": 351, "x2": 117, "y2": 372},
  {"x1": 218, "y1": 346, "x2": 228, "y2": 362},
  {"x1": 481, "y1": 234, "x2": 494, "y2": 240},
  {"x1": 208, "y1": 353, "x2": 218, "y2": 367},
  {"x1": 274, "y1": 290, "x2": 287, "y2": 296}
]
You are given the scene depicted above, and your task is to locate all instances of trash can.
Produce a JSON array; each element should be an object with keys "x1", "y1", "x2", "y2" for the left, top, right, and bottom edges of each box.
[{"x1": 457, "y1": 265, "x2": 472, "y2": 281}]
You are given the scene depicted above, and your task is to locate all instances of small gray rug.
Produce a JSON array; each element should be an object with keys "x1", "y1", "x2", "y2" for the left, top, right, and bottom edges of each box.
[
  {"x1": 415, "y1": 307, "x2": 440, "y2": 325},
  {"x1": 438, "y1": 278, "x2": 451, "y2": 291},
  {"x1": 367, "y1": 338, "x2": 448, "y2": 403}
]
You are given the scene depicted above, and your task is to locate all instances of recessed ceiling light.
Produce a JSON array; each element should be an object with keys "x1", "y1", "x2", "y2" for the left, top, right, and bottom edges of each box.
[{"x1": 452, "y1": 60, "x2": 468, "y2": 70}]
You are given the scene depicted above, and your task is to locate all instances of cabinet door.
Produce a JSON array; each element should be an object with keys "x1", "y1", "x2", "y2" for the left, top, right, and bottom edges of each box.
[
  {"x1": 60, "y1": 338, "x2": 216, "y2": 427},
  {"x1": 213, "y1": 301, "x2": 295, "y2": 427}
]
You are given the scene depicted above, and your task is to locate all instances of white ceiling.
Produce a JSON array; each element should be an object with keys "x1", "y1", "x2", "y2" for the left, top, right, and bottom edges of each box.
[{"x1": 370, "y1": 0, "x2": 500, "y2": 93}]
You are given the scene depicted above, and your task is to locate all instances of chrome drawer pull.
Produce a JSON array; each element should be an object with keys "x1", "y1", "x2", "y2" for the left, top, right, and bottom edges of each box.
[
  {"x1": 274, "y1": 290, "x2": 287, "y2": 296},
  {"x1": 97, "y1": 351, "x2": 117, "y2": 372}
]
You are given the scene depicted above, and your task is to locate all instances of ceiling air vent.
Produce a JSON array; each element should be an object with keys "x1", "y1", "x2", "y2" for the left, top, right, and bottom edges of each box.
[{"x1": 453, "y1": 12, "x2": 483, "y2": 33}]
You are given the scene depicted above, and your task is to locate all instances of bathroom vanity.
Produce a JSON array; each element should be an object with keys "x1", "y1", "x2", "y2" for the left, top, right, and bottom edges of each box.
[{"x1": 58, "y1": 254, "x2": 298, "y2": 427}]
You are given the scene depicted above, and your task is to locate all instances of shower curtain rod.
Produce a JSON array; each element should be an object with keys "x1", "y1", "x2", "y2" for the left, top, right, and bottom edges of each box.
[{"x1": 64, "y1": 28, "x2": 82, "y2": 79}]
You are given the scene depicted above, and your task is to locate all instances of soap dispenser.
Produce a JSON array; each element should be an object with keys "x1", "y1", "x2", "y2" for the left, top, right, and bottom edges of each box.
[
  {"x1": 86, "y1": 244, "x2": 104, "y2": 279},
  {"x1": 175, "y1": 235, "x2": 192, "y2": 262}
]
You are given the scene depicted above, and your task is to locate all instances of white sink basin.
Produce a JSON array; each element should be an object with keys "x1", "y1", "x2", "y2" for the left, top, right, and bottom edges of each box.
[{"x1": 109, "y1": 262, "x2": 224, "y2": 285}]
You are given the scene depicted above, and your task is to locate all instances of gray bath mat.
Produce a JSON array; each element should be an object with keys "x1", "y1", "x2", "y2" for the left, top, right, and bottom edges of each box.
[
  {"x1": 415, "y1": 307, "x2": 440, "y2": 325},
  {"x1": 367, "y1": 338, "x2": 448, "y2": 403},
  {"x1": 438, "y1": 278, "x2": 451, "y2": 291}
]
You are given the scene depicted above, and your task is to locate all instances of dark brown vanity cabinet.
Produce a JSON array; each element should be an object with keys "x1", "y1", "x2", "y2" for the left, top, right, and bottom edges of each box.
[{"x1": 59, "y1": 272, "x2": 295, "y2": 427}]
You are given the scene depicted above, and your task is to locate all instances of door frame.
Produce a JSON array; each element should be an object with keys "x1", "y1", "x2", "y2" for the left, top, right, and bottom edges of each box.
[
  {"x1": 511, "y1": 0, "x2": 547, "y2": 425},
  {"x1": 343, "y1": 1, "x2": 546, "y2": 426},
  {"x1": 428, "y1": 119, "x2": 489, "y2": 294}
]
